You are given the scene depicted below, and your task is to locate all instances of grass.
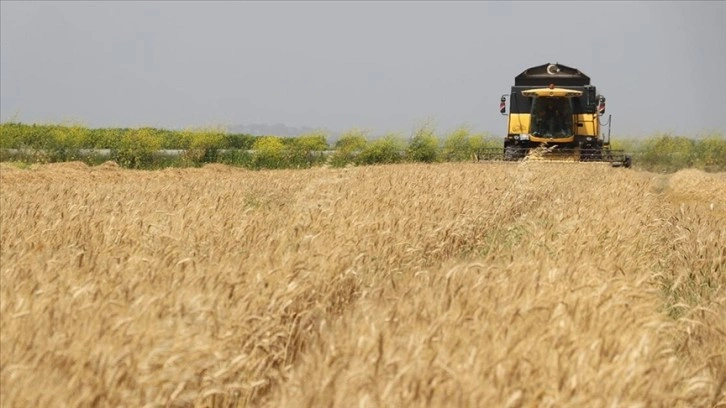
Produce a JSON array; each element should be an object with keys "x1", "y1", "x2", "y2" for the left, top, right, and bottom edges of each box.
[{"x1": 0, "y1": 161, "x2": 724, "y2": 407}]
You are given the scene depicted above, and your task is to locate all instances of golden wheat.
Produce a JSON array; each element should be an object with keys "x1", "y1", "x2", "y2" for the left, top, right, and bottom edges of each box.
[{"x1": 0, "y1": 160, "x2": 724, "y2": 407}]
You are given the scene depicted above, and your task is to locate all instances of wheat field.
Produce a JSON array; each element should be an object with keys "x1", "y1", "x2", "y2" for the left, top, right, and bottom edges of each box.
[{"x1": 1, "y1": 160, "x2": 724, "y2": 407}]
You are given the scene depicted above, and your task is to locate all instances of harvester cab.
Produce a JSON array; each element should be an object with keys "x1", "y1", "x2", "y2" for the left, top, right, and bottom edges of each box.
[
  {"x1": 483, "y1": 63, "x2": 631, "y2": 167},
  {"x1": 524, "y1": 86, "x2": 581, "y2": 139}
]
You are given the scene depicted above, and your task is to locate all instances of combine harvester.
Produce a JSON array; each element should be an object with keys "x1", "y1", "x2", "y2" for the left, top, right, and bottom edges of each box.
[{"x1": 479, "y1": 63, "x2": 632, "y2": 167}]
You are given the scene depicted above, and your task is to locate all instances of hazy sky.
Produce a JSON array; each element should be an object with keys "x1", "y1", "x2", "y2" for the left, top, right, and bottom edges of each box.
[{"x1": 1, "y1": 1, "x2": 725, "y2": 138}]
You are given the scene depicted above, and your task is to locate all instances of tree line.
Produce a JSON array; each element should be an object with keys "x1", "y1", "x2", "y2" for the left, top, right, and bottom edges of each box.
[{"x1": 1, "y1": 122, "x2": 724, "y2": 172}]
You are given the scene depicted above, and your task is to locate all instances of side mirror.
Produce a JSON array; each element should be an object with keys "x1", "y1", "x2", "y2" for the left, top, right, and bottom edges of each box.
[
  {"x1": 499, "y1": 95, "x2": 507, "y2": 115},
  {"x1": 597, "y1": 95, "x2": 606, "y2": 116}
]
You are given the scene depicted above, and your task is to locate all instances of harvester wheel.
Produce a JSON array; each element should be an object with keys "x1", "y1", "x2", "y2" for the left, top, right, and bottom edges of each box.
[
  {"x1": 623, "y1": 155, "x2": 632, "y2": 168},
  {"x1": 504, "y1": 146, "x2": 522, "y2": 161}
]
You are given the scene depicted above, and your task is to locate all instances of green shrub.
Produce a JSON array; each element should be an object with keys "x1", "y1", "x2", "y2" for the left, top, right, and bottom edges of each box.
[
  {"x1": 693, "y1": 134, "x2": 726, "y2": 171},
  {"x1": 286, "y1": 131, "x2": 329, "y2": 168},
  {"x1": 330, "y1": 129, "x2": 369, "y2": 167},
  {"x1": 45, "y1": 125, "x2": 90, "y2": 161},
  {"x1": 88, "y1": 128, "x2": 125, "y2": 149},
  {"x1": 407, "y1": 122, "x2": 440, "y2": 163},
  {"x1": 637, "y1": 134, "x2": 696, "y2": 173},
  {"x1": 0, "y1": 123, "x2": 55, "y2": 150},
  {"x1": 252, "y1": 136, "x2": 286, "y2": 169},
  {"x1": 225, "y1": 133, "x2": 258, "y2": 150},
  {"x1": 357, "y1": 133, "x2": 406, "y2": 165},
  {"x1": 219, "y1": 149, "x2": 254, "y2": 167},
  {"x1": 180, "y1": 129, "x2": 225, "y2": 165},
  {"x1": 615, "y1": 132, "x2": 725, "y2": 173},
  {"x1": 609, "y1": 137, "x2": 640, "y2": 153},
  {"x1": 468, "y1": 131, "x2": 500, "y2": 156},
  {"x1": 0, "y1": 123, "x2": 53, "y2": 163},
  {"x1": 114, "y1": 127, "x2": 164, "y2": 169},
  {"x1": 0, "y1": 123, "x2": 25, "y2": 149},
  {"x1": 442, "y1": 126, "x2": 476, "y2": 162}
]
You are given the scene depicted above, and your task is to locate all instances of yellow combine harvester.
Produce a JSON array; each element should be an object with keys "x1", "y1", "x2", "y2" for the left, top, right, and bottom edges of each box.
[{"x1": 479, "y1": 63, "x2": 632, "y2": 167}]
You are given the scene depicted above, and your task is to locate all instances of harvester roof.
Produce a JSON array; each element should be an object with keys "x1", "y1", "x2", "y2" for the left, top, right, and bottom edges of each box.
[{"x1": 515, "y1": 63, "x2": 591, "y2": 86}]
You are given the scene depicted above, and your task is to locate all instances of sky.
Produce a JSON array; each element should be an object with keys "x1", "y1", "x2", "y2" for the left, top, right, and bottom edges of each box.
[{"x1": 1, "y1": 1, "x2": 725, "y2": 138}]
